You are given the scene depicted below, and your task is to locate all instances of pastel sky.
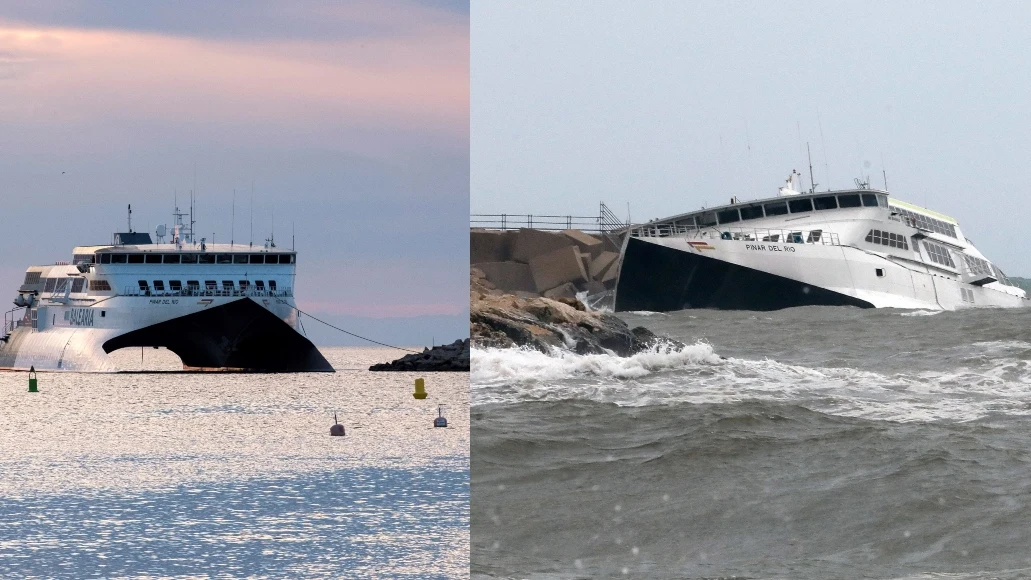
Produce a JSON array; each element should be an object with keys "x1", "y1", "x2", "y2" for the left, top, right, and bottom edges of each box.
[
  {"x1": 472, "y1": 1, "x2": 1031, "y2": 276},
  {"x1": 0, "y1": 1, "x2": 469, "y2": 345}
]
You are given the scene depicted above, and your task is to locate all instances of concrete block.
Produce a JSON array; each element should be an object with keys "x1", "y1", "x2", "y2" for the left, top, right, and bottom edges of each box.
[
  {"x1": 529, "y1": 246, "x2": 589, "y2": 292},
  {"x1": 471, "y1": 229, "x2": 511, "y2": 264},
  {"x1": 473, "y1": 261, "x2": 537, "y2": 293},
  {"x1": 511, "y1": 228, "x2": 574, "y2": 263},
  {"x1": 600, "y1": 258, "x2": 620, "y2": 284},
  {"x1": 583, "y1": 280, "x2": 607, "y2": 295},
  {"x1": 563, "y1": 229, "x2": 604, "y2": 258},
  {"x1": 589, "y1": 251, "x2": 620, "y2": 280},
  {"x1": 543, "y1": 282, "x2": 579, "y2": 300}
]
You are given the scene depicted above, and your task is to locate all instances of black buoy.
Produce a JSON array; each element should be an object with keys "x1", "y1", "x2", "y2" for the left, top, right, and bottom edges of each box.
[
  {"x1": 433, "y1": 404, "x2": 447, "y2": 428},
  {"x1": 330, "y1": 413, "x2": 345, "y2": 436}
]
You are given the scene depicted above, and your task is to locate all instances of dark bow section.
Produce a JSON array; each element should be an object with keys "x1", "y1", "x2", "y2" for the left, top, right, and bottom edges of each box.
[
  {"x1": 103, "y1": 298, "x2": 334, "y2": 372},
  {"x1": 615, "y1": 237, "x2": 873, "y2": 312}
]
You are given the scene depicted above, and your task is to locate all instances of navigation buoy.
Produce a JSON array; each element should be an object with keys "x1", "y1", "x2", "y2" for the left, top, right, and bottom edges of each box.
[
  {"x1": 330, "y1": 413, "x2": 345, "y2": 436},
  {"x1": 434, "y1": 404, "x2": 447, "y2": 428},
  {"x1": 413, "y1": 378, "x2": 427, "y2": 399},
  {"x1": 28, "y1": 366, "x2": 38, "y2": 393}
]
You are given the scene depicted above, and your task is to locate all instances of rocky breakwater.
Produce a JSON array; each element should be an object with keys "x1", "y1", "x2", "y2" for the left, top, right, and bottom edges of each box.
[
  {"x1": 471, "y1": 269, "x2": 680, "y2": 355},
  {"x1": 369, "y1": 339, "x2": 470, "y2": 371}
]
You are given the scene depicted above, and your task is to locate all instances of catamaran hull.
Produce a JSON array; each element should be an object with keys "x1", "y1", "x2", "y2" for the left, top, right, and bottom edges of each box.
[
  {"x1": 615, "y1": 236, "x2": 1027, "y2": 312},
  {"x1": 0, "y1": 296, "x2": 333, "y2": 372}
]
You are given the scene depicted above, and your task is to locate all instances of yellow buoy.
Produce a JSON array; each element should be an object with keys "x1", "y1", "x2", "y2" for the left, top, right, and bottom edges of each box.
[{"x1": 413, "y1": 378, "x2": 427, "y2": 399}]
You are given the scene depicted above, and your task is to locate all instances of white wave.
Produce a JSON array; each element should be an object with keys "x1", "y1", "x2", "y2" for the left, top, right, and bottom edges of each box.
[
  {"x1": 472, "y1": 343, "x2": 1031, "y2": 423},
  {"x1": 900, "y1": 310, "x2": 942, "y2": 317},
  {"x1": 625, "y1": 311, "x2": 667, "y2": 317}
]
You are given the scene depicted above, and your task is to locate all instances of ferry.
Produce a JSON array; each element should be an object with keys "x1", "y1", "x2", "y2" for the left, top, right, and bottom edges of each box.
[
  {"x1": 614, "y1": 174, "x2": 1027, "y2": 312},
  {"x1": 0, "y1": 208, "x2": 333, "y2": 372}
]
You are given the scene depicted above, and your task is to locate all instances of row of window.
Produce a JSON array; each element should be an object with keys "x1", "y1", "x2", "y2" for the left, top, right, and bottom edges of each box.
[
  {"x1": 22, "y1": 272, "x2": 41, "y2": 285},
  {"x1": 689, "y1": 193, "x2": 887, "y2": 227},
  {"x1": 865, "y1": 229, "x2": 910, "y2": 250},
  {"x1": 962, "y1": 254, "x2": 994, "y2": 278},
  {"x1": 138, "y1": 279, "x2": 278, "y2": 292},
  {"x1": 96, "y1": 253, "x2": 296, "y2": 265},
  {"x1": 43, "y1": 278, "x2": 86, "y2": 293},
  {"x1": 891, "y1": 207, "x2": 957, "y2": 239},
  {"x1": 923, "y1": 241, "x2": 956, "y2": 268}
]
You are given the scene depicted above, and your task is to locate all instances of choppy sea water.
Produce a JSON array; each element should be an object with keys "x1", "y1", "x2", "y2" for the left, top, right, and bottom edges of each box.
[
  {"x1": 472, "y1": 306, "x2": 1031, "y2": 579},
  {"x1": 0, "y1": 346, "x2": 469, "y2": 578}
]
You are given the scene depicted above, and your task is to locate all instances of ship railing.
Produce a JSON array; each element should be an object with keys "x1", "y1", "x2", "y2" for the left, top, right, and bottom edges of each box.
[
  {"x1": 631, "y1": 225, "x2": 841, "y2": 246},
  {"x1": 119, "y1": 287, "x2": 294, "y2": 299}
]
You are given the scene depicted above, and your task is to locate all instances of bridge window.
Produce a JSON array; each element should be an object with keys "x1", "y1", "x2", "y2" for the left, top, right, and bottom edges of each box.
[
  {"x1": 89, "y1": 279, "x2": 111, "y2": 291},
  {"x1": 764, "y1": 201, "x2": 788, "y2": 216},
  {"x1": 99, "y1": 254, "x2": 111, "y2": 264},
  {"x1": 862, "y1": 193, "x2": 879, "y2": 207},
  {"x1": 71, "y1": 278, "x2": 85, "y2": 293},
  {"x1": 739, "y1": 206, "x2": 764, "y2": 220},
  {"x1": 111, "y1": 254, "x2": 127, "y2": 264},
  {"x1": 44, "y1": 278, "x2": 57, "y2": 292},
  {"x1": 163, "y1": 254, "x2": 180, "y2": 264},
  {"x1": 169, "y1": 280, "x2": 182, "y2": 292},
  {"x1": 788, "y1": 198, "x2": 813, "y2": 213},
  {"x1": 697, "y1": 211, "x2": 717, "y2": 227},
  {"x1": 23, "y1": 272, "x2": 41, "y2": 285},
  {"x1": 216, "y1": 254, "x2": 232, "y2": 264},
  {"x1": 153, "y1": 280, "x2": 165, "y2": 291},
  {"x1": 198, "y1": 254, "x2": 215, "y2": 264},
  {"x1": 145, "y1": 254, "x2": 161, "y2": 264},
  {"x1": 128, "y1": 254, "x2": 144, "y2": 264},
  {"x1": 837, "y1": 193, "x2": 862, "y2": 208},
  {"x1": 813, "y1": 196, "x2": 838, "y2": 210},
  {"x1": 233, "y1": 254, "x2": 248, "y2": 264},
  {"x1": 249, "y1": 254, "x2": 264, "y2": 264},
  {"x1": 181, "y1": 254, "x2": 198, "y2": 264},
  {"x1": 717, "y1": 208, "x2": 740, "y2": 224},
  {"x1": 923, "y1": 241, "x2": 956, "y2": 268}
]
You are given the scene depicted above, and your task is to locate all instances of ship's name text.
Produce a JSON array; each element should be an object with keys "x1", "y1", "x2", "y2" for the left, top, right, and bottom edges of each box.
[
  {"x1": 69, "y1": 308, "x2": 95, "y2": 327},
  {"x1": 744, "y1": 244, "x2": 797, "y2": 253}
]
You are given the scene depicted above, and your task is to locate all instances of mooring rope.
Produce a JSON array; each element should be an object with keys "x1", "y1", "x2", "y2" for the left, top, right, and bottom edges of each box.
[{"x1": 291, "y1": 306, "x2": 422, "y2": 354}]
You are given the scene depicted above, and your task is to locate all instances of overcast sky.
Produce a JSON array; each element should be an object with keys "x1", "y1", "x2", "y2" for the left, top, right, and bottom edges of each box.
[
  {"x1": 0, "y1": 0, "x2": 469, "y2": 346},
  {"x1": 472, "y1": 1, "x2": 1031, "y2": 275}
]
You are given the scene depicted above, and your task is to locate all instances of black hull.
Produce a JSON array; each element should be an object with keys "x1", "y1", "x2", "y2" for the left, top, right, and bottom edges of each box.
[
  {"x1": 614, "y1": 237, "x2": 874, "y2": 312},
  {"x1": 103, "y1": 298, "x2": 334, "y2": 372}
]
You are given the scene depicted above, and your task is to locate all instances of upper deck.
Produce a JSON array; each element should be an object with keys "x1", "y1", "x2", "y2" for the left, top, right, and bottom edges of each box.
[{"x1": 71, "y1": 243, "x2": 296, "y2": 266}]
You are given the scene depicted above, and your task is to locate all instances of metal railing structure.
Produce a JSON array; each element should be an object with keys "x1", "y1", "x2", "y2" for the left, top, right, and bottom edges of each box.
[
  {"x1": 118, "y1": 287, "x2": 294, "y2": 299},
  {"x1": 631, "y1": 225, "x2": 842, "y2": 246},
  {"x1": 471, "y1": 202, "x2": 630, "y2": 234}
]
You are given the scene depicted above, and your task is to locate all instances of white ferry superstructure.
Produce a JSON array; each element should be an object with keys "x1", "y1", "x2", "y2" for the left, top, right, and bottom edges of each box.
[
  {"x1": 614, "y1": 177, "x2": 1026, "y2": 312},
  {"x1": 1, "y1": 227, "x2": 332, "y2": 372}
]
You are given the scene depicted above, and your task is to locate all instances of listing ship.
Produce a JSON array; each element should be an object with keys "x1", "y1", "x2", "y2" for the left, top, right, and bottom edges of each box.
[
  {"x1": 614, "y1": 175, "x2": 1027, "y2": 312},
  {"x1": 0, "y1": 208, "x2": 333, "y2": 372}
]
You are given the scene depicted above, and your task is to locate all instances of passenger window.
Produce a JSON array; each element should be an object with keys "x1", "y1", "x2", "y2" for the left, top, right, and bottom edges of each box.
[
  {"x1": 186, "y1": 280, "x2": 200, "y2": 290},
  {"x1": 145, "y1": 254, "x2": 161, "y2": 264},
  {"x1": 169, "y1": 280, "x2": 182, "y2": 291},
  {"x1": 216, "y1": 254, "x2": 232, "y2": 264},
  {"x1": 813, "y1": 196, "x2": 837, "y2": 210},
  {"x1": 239, "y1": 280, "x2": 250, "y2": 290},
  {"x1": 233, "y1": 254, "x2": 248, "y2": 264},
  {"x1": 44, "y1": 278, "x2": 56, "y2": 292},
  {"x1": 255, "y1": 280, "x2": 266, "y2": 289},
  {"x1": 181, "y1": 254, "x2": 198, "y2": 264},
  {"x1": 862, "y1": 193, "x2": 879, "y2": 207},
  {"x1": 198, "y1": 254, "x2": 215, "y2": 264},
  {"x1": 764, "y1": 201, "x2": 788, "y2": 216},
  {"x1": 137, "y1": 280, "x2": 149, "y2": 291},
  {"x1": 71, "y1": 278, "x2": 85, "y2": 293},
  {"x1": 269, "y1": 280, "x2": 277, "y2": 291},
  {"x1": 697, "y1": 212, "x2": 718, "y2": 227},
  {"x1": 204, "y1": 280, "x2": 217, "y2": 290},
  {"x1": 788, "y1": 198, "x2": 813, "y2": 213},
  {"x1": 222, "y1": 280, "x2": 234, "y2": 289},
  {"x1": 153, "y1": 280, "x2": 165, "y2": 291},
  {"x1": 837, "y1": 194, "x2": 862, "y2": 208},
  {"x1": 163, "y1": 254, "x2": 181, "y2": 264},
  {"x1": 739, "y1": 206, "x2": 764, "y2": 220},
  {"x1": 717, "y1": 208, "x2": 740, "y2": 224}
]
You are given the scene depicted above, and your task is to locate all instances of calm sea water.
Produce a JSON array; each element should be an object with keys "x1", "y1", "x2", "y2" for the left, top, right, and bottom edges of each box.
[
  {"x1": 0, "y1": 346, "x2": 469, "y2": 579},
  {"x1": 472, "y1": 306, "x2": 1031, "y2": 579}
]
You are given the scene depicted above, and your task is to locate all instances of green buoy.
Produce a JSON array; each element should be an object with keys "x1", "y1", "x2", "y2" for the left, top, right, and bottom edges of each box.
[{"x1": 28, "y1": 366, "x2": 38, "y2": 393}]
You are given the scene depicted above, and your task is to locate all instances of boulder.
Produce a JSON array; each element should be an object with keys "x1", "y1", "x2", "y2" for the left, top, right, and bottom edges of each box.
[
  {"x1": 471, "y1": 229, "x2": 511, "y2": 264},
  {"x1": 588, "y1": 251, "x2": 620, "y2": 280},
  {"x1": 473, "y1": 261, "x2": 537, "y2": 293},
  {"x1": 529, "y1": 246, "x2": 589, "y2": 292},
  {"x1": 511, "y1": 228, "x2": 575, "y2": 263},
  {"x1": 543, "y1": 282, "x2": 578, "y2": 300},
  {"x1": 369, "y1": 339, "x2": 470, "y2": 372},
  {"x1": 563, "y1": 229, "x2": 605, "y2": 258}
]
